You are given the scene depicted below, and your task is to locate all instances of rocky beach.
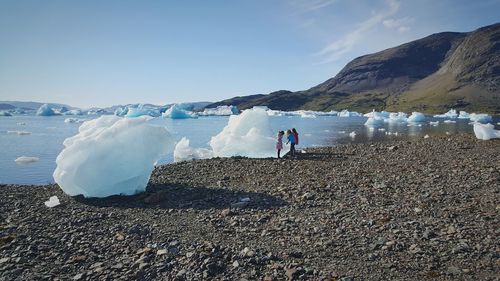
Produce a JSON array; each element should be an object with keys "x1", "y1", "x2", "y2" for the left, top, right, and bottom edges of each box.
[{"x1": 1, "y1": 134, "x2": 499, "y2": 280}]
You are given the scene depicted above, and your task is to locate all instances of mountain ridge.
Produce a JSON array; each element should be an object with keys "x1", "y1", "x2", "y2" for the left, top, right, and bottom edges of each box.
[{"x1": 209, "y1": 23, "x2": 500, "y2": 114}]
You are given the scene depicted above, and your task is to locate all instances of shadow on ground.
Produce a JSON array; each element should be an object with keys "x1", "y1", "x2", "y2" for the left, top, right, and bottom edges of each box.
[{"x1": 73, "y1": 183, "x2": 287, "y2": 210}]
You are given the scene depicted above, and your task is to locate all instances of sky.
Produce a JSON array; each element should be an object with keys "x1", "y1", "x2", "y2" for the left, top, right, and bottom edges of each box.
[{"x1": 0, "y1": 0, "x2": 499, "y2": 108}]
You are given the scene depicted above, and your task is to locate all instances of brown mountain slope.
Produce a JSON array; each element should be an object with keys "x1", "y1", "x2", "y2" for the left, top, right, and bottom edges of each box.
[{"x1": 209, "y1": 23, "x2": 500, "y2": 114}]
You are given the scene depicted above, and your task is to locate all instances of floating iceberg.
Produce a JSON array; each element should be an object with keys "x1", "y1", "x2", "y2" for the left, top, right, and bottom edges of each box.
[
  {"x1": 53, "y1": 116, "x2": 174, "y2": 198},
  {"x1": 15, "y1": 156, "x2": 39, "y2": 164},
  {"x1": 386, "y1": 112, "x2": 408, "y2": 123},
  {"x1": 364, "y1": 111, "x2": 391, "y2": 118},
  {"x1": 469, "y1": 113, "x2": 492, "y2": 123},
  {"x1": 473, "y1": 123, "x2": 500, "y2": 140},
  {"x1": 364, "y1": 110, "x2": 387, "y2": 127},
  {"x1": 434, "y1": 109, "x2": 458, "y2": 119},
  {"x1": 173, "y1": 137, "x2": 213, "y2": 162},
  {"x1": 457, "y1": 111, "x2": 470, "y2": 119},
  {"x1": 349, "y1": 131, "x2": 356, "y2": 138},
  {"x1": 443, "y1": 120, "x2": 456, "y2": 124},
  {"x1": 63, "y1": 109, "x2": 83, "y2": 116},
  {"x1": 162, "y1": 104, "x2": 198, "y2": 119},
  {"x1": 429, "y1": 121, "x2": 439, "y2": 126},
  {"x1": 339, "y1": 110, "x2": 362, "y2": 117},
  {"x1": 407, "y1": 112, "x2": 426, "y2": 122},
  {"x1": 36, "y1": 104, "x2": 59, "y2": 116},
  {"x1": 125, "y1": 104, "x2": 162, "y2": 118},
  {"x1": 174, "y1": 107, "x2": 275, "y2": 161},
  {"x1": 0, "y1": 111, "x2": 12, "y2": 116},
  {"x1": 199, "y1": 105, "x2": 239, "y2": 116}
]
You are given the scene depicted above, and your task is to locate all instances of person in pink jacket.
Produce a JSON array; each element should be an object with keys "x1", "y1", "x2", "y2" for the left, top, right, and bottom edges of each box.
[{"x1": 276, "y1": 131, "x2": 284, "y2": 158}]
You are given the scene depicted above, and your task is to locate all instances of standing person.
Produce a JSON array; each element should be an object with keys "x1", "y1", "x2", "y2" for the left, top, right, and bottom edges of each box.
[
  {"x1": 276, "y1": 131, "x2": 284, "y2": 158},
  {"x1": 292, "y1": 128, "x2": 299, "y2": 146},
  {"x1": 286, "y1": 129, "x2": 296, "y2": 157}
]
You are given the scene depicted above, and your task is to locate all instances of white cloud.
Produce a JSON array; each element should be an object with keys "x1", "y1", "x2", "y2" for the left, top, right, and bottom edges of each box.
[
  {"x1": 315, "y1": 0, "x2": 401, "y2": 63},
  {"x1": 383, "y1": 17, "x2": 412, "y2": 32},
  {"x1": 289, "y1": 0, "x2": 338, "y2": 13}
]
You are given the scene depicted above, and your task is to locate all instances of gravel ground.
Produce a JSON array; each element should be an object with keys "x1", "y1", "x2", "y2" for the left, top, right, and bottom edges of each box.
[{"x1": 0, "y1": 134, "x2": 499, "y2": 281}]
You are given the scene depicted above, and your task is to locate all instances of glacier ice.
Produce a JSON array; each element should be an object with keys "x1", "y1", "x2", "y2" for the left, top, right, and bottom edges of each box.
[
  {"x1": 63, "y1": 109, "x2": 83, "y2": 116},
  {"x1": 386, "y1": 112, "x2": 408, "y2": 123},
  {"x1": 199, "y1": 105, "x2": 239, "y2": 116},
  {"x1": 162, "y1": 104, "x2": 198, "y2": 119},
  {"x1": 173, "y1": 107, "x2": 275, "y2": 161},
  {"x1": 473, "y1": 123, "x2": 500, "y2": 140},
  {"x1": 407, "y1": 112, "x2": 426, "y2": 122},
  {"x1": 36, "y1": 104, "x2": 60, "y2": 116},
  {"x1": 44, "y1": 196, "x2": 60, "y2": 208},
  {"x1": 64, "y1": 118, "x2": 88, "y2": 124},
  {"x1": 0, "y1": 111, "x2": 12, "y2": 116},
  {"x1": 349, "y1": 131, "x2": 356, "y2": 138},
  {"x1": 173, "y1": 137, "x2": 213, "y2": 162},
  {"x1": 53, "y1": 116, "x2": 174, "y2": 198},
  {"x1": 429, "y1": 121, "x2": 439, "y2": 126},
  {"x1": 15, "y1": 156, "x2": 39, "y2": 164},
  {"x1": 443, "y1": 120, "x2": 456, "y2": 124}
]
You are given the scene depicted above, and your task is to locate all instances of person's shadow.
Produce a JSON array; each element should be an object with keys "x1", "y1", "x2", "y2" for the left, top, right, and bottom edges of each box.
[{"x1": 73, "y1": 182, "x2": 287, "y2": 210}]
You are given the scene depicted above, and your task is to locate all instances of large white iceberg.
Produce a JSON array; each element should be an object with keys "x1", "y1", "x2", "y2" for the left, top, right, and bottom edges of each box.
[
  {"x1": 407, "y1": 112, "x2": 426, "y2": 122},
  {"x1": 199, "y1": 105, "x2": 239, "y2": 116},
  {"x1": 174, "y1": 107, "x2": 275, "y2": 161},
  {"x1": 162, "y1": 104, "x2": 198, "y2": 119},
  {"x1": 36, "y1": 104, "x2": 60, "y2": 116},
  {"x1": 53, "y1": 116, "x2": 173, "y2": 198},
  {"x1": 473, "y1": 123, "x2": 500, "y2": 140}
]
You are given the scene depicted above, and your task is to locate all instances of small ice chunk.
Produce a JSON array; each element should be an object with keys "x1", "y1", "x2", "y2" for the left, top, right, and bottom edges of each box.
[
  {"x1": 424, "y1": 134, "x2": 430, "y2": 139},
  {"x1": 378, "y1": 128, "x2": 386, "y2": 131},
  {"x1": 429, "y1": 121, "x2": 439, "y2": 126},
  {"x1": 240, "y1": 197, "x2": 251, "y2": 202},
  {"x1": 349, "y1": 131, "x2": 356, "y2": 138},
  {"x1": 44, "y1": 196, "x2": 60, "y2": 208},
  {"x1": 443, "y1": 120, "x2": 456, "y2": 124},
  {"x1": 473, "y1": 123, "x2": 500, "y2": 140},
  {"x1": 64, "y1": 118, "x2": 88, "y2": 124},
  {"x1": 15, "y1": 156, "x2": 39, "y2": 164},
  {"x1": 17, "y1": 122, "x2": 26, "y2": 125}
]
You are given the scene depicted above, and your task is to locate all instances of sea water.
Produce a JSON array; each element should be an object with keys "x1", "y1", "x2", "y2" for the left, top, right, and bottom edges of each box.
[{"x1": 0, "y1": 115, "x2": 497, "y2": 185}]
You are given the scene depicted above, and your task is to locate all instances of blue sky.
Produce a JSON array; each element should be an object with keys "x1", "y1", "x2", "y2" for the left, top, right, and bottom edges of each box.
[{"x1": 0, "y1": 0, "x2": 499, "y2": 108}]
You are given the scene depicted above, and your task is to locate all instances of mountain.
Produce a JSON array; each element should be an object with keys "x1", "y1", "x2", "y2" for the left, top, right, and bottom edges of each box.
[
  {"x1": 209, "y1": 23, "x2": 500, "y2": 114},
  {"x1": 0, "y1": 101, "x2": 76, "y2": 111}
]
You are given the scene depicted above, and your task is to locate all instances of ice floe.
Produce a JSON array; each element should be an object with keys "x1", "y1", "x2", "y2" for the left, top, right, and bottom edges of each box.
[
  {"x1": 53, "y1": 116, "x2": 174, "y2": 198},
  {"x1": 173, "y1": 137, "x2": 213, "y2": 162},
  {"x1": 15, "y1": 156, "x2": 39, "y2": 164}
]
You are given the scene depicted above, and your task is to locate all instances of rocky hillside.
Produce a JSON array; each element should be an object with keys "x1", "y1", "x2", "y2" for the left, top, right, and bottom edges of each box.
[{"x1": 209, "y1": 23, "x2": 500, "y2": 114}]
